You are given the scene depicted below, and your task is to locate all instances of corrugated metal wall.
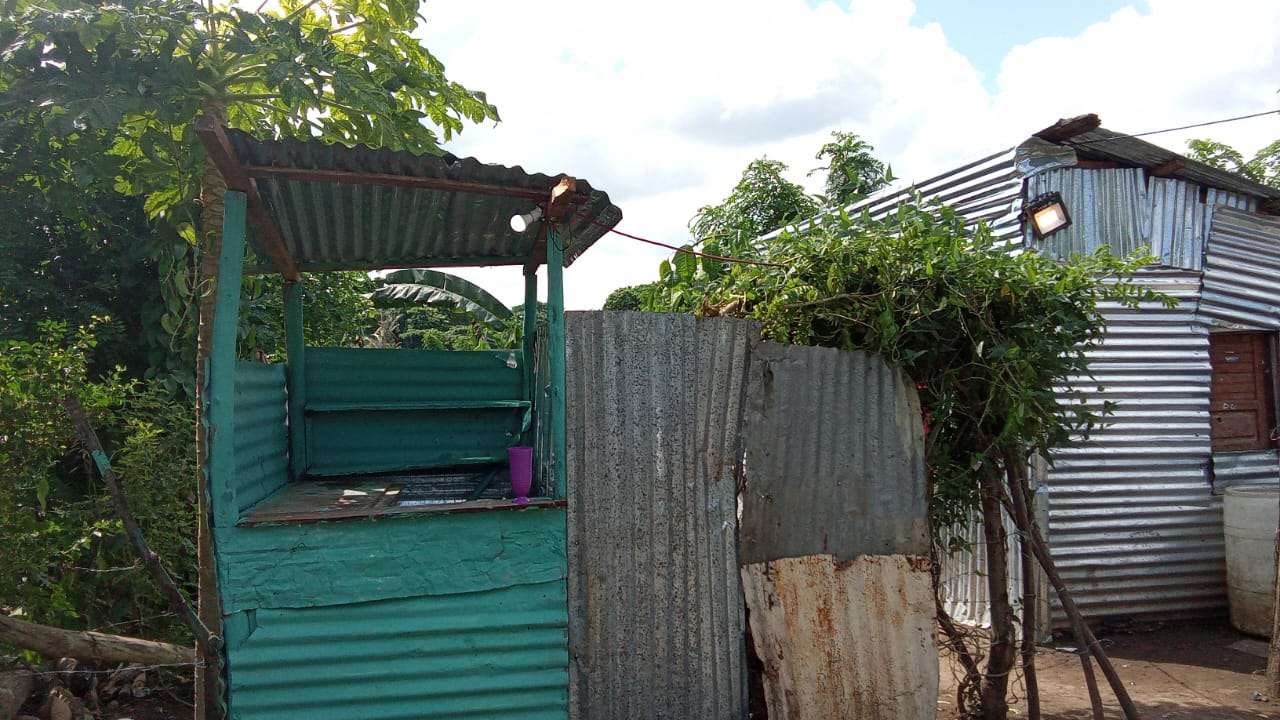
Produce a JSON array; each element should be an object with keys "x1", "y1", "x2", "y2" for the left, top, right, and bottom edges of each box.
[
  {"x1": 1212, "y1": 450, "x2": 1280, "y2": 493},
  {"x1": 739, "y1": 343, "x2": 928, "y2": 564},
  {"x1": 1148, "y1": 178, "x2": 1257, "y2": 270},
  {"x1": 1199, "y1": 207, "x2": 1280, "y2": 330},
  {"x1": 303, "y1": 348, "x2": 525, "y2": 475},
  {"x1": 1026, "y1": 168, "x2": 1149, "y2": 260},
  {"x1": 564, "y1": 311, "x2": 753, "y2": 720},
  {"x1": 232, "y1": 361, "x2": 288, "y2": 514},
  {"x1": 740, "y1": 555, "x2": 937, "y2": 720},
  {"x1": 226, "y1": 579, "x2": 569, "y2": 720},
  {"x1": 1042, "y1": 269, "x2": 1223, "y2": 622}
]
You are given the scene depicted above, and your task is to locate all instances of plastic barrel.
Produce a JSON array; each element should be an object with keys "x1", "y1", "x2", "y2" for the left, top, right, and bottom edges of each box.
[
  {"x1": 1224, "y1": 485, "x2": 1279, "y2": 637},
  {"x1": 508, "y1": 446, "x2": 533, "y2": 505}
]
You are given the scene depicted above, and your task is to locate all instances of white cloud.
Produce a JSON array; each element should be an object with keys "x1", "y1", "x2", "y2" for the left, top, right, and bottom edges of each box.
[{"x1": 421, "y1": 0, "x2": 1280, "y2": 310}]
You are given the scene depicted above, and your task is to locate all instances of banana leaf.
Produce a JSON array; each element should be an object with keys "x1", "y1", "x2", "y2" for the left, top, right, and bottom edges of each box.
[{"x1": 369, "y1": 268, "x2": 513, "y2": 328}]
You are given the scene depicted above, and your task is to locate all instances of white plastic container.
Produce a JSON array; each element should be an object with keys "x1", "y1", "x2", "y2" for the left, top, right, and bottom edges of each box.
[{"x1": 1224, "y1": 485, "x2": 1279, "y2": 637}]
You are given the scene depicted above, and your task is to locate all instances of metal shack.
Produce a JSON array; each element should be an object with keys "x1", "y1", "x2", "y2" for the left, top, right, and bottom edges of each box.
[
  {"x1": 771, "y1": 115, "x2": 1280, "y2": 629},
  {"x1": 195, "y1": 122, "x2": 620, "y2": 719}
]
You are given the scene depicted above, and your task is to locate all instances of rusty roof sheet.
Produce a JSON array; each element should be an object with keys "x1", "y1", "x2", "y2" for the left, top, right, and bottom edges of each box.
[{"x1": 225, "y1": 129, "x2": 623, "y2": 273}]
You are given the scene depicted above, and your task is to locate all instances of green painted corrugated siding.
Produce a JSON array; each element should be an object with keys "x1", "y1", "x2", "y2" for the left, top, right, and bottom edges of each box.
[
  {"x1": 304, "y1": 348, "x2": 526, "y2": 475},
  {"x1": 216, "y1": 508, "x2": 567, "y2": 613},
  {"x1": 225, "y1": 579, "x2": 569, "y2": 720},
  {"x1": 233, "y1": 361, "x2": 289, "y2": 515}
]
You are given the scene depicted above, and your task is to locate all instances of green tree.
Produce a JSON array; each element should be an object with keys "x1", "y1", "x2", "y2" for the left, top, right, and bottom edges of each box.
[
  {"x1": 1187, "y1": 138, "x2": 1280, "y2": 188},
  {"x1": 0, "y1": 0, "x2": 499, "y2": 389},
  {"x1": 603, "y1": 282, "x2": 660, "y2": 311},
  {"x1": 689, "y1": 158, "x2": 819, "y2": 257},
  {"x1": 810, "y1": 130, "x2": 894, "y2": 207}
]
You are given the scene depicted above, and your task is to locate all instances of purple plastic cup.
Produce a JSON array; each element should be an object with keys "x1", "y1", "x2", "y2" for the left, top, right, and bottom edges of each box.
[{"x1": 508, "y1": 446, "x2": 533, "y2": 505}]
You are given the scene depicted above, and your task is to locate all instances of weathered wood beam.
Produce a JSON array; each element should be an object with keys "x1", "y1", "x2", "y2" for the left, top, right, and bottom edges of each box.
[
  {"x1": 243, "y1": 165, "x2": 591, "y2": 206},
  {"x1": 1033, "y1": 114, "x2": 1102, "y2": 143},
  {"x1": 194, "y1": 117, "x2": 300, "y2": 281},
  {"x1": 0, "y1": 615, "x2": 194, "y2": 666},
  {"x1": 1149, "y1": 158, "x2": 1185, "y2": 177}
]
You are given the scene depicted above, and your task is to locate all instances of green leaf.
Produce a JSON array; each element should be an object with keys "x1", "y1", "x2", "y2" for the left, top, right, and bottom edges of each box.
[{"x1": 368, "y1": 268, "x2": 511, "y2": 328}]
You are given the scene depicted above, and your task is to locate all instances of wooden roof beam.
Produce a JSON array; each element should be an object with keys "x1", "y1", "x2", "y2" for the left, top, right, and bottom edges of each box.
[
  {"x1": 523, "y1": 177, "x2": 578, "y2": 274},
  {"x1": 242, "y1": 165, "x2": 593, "y2": 205},
  {"x1": 195, "y1": 117, "x2": 300, "y2": 281},
  {"x1": 1033, "y1": 114, "x2": 1102, "y2": 143}
]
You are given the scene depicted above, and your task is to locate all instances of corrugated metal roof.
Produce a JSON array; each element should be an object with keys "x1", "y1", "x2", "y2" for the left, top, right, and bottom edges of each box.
[
  {"x1": 1199, "y1": 207, "x2": 1280, "y2": 330},
  {"x1": 564, "y1": 311, "x2": 753, "y2": 720},
  {"x1": 1064, "y1": 129, "x2": 1280, "y2": 201},
  {"x1": 1211, "y1": 450, "x2": 1279, "y2": 493},
  {"x1": 1043, "y1": 269, "x2": 1223, "y2": 623},
  {"x1": 761, "y1": 147, "x2": 1025, "y2": 249},
  {"x1": 226, "y1": 130, "x2": 622, "y2": 272},
  {"x1": 739, "y1": 342, "x2": 928, "y2": 564},
  {"x1": 225, "y1": 580, "x2": 569, "y2": 720}
]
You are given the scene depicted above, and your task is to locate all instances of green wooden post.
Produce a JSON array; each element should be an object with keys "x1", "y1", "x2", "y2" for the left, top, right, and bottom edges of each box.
[
  {"x1": 207, "y1": 191, "x2": 247, "y2": 528},
  {"x1": 546, "y1": 228, "x2": 567, "y2": 499},
  {"x1": 521, "y1": 270, "x2": 538, "y2": 446},
  {"x1": 284, "y1": 280, "x2": 307, "y2": 479}
]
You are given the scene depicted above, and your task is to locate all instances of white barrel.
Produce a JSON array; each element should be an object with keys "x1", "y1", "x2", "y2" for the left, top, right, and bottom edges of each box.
[{"x1": 1224, "y1": 485, "x2": 1279, "y2": 637}]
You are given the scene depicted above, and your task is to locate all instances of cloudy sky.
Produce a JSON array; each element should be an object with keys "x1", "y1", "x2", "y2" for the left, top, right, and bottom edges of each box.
[{"x1": 418, "y1": 0, "x2": 1280, "y2": 309}]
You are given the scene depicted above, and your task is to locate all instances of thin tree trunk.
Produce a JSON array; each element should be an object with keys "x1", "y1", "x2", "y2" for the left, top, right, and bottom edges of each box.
[
  {"x1": 1005, "y1": 455, "x2": 1041, "y2": 720},
  {"x1": 194, "y1": 102, "x2": 229, "y2": 720},
  {"x1": 978, "y1": 470, "x2": 1017, "y2": 720},
  {"x1": 0, "y1": 615, "x2": 194, "y2": 666},
  {"x1": 1000, "y1": 489, "x2": 1141, "y2": 719},
  {"x1": 934, "y1": 547, "x2": 983, "y2": 715}
]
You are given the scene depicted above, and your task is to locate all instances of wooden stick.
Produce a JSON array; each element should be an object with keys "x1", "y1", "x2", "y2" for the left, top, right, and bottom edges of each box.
[
  {"x1": 1004, "y1": 455, "x2": 1042, "y2": 720},
  {"x1": 62, "y1": 397, "x2": 220, "y2": 659},
  {"x1": 1079, "y1": 652, "x2": 1106, "y2": 720},
  {"x1": 998, "y1": 485, "x2": 1141, "y2": 719},
  {"x1": 0, "y1": 615, "x2": 194, "y2": 666}
]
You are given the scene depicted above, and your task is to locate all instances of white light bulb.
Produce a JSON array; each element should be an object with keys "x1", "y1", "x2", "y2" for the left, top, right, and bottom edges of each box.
[{"x1": 510, "y1": 206, "x2": 543, "y2": 233}]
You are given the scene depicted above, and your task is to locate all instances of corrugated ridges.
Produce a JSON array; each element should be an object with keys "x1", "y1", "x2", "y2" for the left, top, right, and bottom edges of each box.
[
  {"x1": 232, "y1": 361, "x2": 288, "y2": 514},
  {"x1": 1045, "y1": 269, "x2": 1222, "y2": 622},
  {"x1": 739, "y1": 343, "x2": 927, "y2": 564},
  {"x1": 305, "y1": 348, "x2": 522, "y2": 403},
  {"x1": 762, "y1": 147, "x2": 1024, "y2": 249},
  {"x1": 227, "y1": 129, "x2": 622, "y2": 271},
  {"x1": 1212, "y1": 450, "x2": 1279, "y2": 493},
  {"x1": 226, "y1": 580, "x2": 569, "y2": 720},
  {"x1": 1026, "y1": 168, "x2": 1149, "y2": 260},
  {"x1": 564, "y1": 311, "x2": 754, "y2": 720},
  {"x1": 1199, "y1": 207, "x2": 1280, "y2": 330}
]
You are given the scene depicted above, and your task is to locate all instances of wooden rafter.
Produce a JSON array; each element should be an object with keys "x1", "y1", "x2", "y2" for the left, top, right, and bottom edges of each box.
[
  {"x1": 242, "y1": 165, "x2": 592, "y2": 205},
  {"x1": 195, "y1": 117, "x2": 300, "y2": 280}
]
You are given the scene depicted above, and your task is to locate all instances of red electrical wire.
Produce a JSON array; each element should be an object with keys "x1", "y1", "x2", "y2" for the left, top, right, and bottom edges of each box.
[{"x1": 599, "y1": 224, "x2": 784, "y2": 268}]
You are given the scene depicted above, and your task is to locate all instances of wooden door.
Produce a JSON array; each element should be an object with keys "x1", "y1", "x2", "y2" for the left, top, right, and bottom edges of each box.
[{"x1": 1209, "y1": 332, "x2": 1277, "y2": 451}]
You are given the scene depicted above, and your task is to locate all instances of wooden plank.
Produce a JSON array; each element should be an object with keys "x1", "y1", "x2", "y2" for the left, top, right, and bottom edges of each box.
[
  {"x1": 546, "y1": 227, "x2": 566, "y2": 499},
  {"x1": 741, "y1": 554, "x2": 937, "y2": 720},
  {"x1": 208, "y1": 192, "x2": 247, "y2": 529},
  {"x1": 194, "y1": 118, "x2": 300, "y2": 280},
  {"x1": 242, "y1": 164, "x2": 591, "y2": 205},
  {"x1": 284, "y1": 281, "x2": 307, "y2": 479},
  {"x1": 1033, "y1": 113, "x2": 1101, "y2": 143},
  {"x1": 237, "y1": 475, "x2": 566, "y2": 526}
]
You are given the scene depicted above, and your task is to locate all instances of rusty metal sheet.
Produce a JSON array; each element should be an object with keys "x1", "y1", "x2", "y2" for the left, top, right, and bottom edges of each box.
[
  {"x1": 741, "y1": 554, "x2": 937, "y2": 720},
  {"x1": 564, "y1": 311, "x2": 756, "y2": 720},
  {"x1": 740, "y1": 343, "x2": 928, "y2": 565}
]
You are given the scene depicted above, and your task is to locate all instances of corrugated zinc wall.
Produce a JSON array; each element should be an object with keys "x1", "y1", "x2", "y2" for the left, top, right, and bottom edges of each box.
[
  {"x1": 739, "y1": 343, "x2": 928, "y2": 564},
  {"x1": 232, "y1": 361, "x2": 288, "y2": 515},
  {"x1": 1026, "y1": 168, "x2": 1149, "y2": 260},
  {"x1": 1199, "y1": 206, "x2": 1280, "y2": 330},
  {"x1": 1041, "y1": 269, "x2": 1223, "y2": 623},
  {"x1": 1212, "y1": 450, "x2": 1280, "y2": 493},
  {"x1": 564, "y1": 311, "x2": 753, "y2": 720},
  {"x1": 1148, "y1": 178, "x2": 1257, "y2": 270},
  {"x1": 302, "y1": 348, "x2": 525, "y2": 475}
]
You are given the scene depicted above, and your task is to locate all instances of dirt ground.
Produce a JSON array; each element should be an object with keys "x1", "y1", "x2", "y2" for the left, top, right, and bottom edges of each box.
[{"x1": 940, "y1": 620, "x2": 1280, "y2": 719}]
